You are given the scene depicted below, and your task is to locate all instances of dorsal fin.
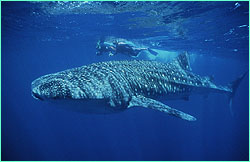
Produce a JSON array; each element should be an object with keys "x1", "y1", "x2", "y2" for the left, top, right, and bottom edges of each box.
[{"x1": 175, "y1": 51, "x2": 192, "y2": 71}]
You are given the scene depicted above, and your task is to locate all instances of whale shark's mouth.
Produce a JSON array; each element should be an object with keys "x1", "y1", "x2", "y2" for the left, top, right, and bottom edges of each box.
[{"x1": 32, "y1": 92, "x2": 44, "y2": 101}]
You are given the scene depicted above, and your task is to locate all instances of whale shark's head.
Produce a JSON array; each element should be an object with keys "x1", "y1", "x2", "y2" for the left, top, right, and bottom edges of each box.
[
  {"x1": 31, "y1": 73, "x2": 86, "y2": 101},
  {"x1": 31, "y1": 72, "x2": 115, "y2": 113}
]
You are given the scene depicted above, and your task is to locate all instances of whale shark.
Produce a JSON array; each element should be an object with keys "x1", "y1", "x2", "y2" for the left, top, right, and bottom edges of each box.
[{"x1": 31, "y1": 53, "x2": 246, "y2": 121}]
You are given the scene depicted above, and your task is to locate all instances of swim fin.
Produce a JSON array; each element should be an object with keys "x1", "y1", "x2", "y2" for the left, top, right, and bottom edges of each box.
[{"x1": 148, "y1": 48, "x2": 158, "y2": 56}]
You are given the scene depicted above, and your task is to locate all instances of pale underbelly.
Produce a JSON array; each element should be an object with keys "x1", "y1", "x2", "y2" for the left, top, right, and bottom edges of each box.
[{"x1": 41, "y1": 98, "x2": 125, "y2": 114}]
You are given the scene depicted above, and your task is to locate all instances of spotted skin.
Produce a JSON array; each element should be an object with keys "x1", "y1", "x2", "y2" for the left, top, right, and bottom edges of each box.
[{"x1": 31, "y1": 54, "x2": 233, "y2": 121}]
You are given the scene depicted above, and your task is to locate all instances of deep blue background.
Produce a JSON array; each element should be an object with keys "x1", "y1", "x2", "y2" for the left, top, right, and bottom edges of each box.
[{"x1": 2, "y1": 1, "x2": 249, "y2": 161}]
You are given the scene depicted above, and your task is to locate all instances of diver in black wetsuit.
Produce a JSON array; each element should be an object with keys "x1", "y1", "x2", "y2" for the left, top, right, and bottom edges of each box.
[{"x1": 96, "y1": 37, "x2": 158, "y2": 57}]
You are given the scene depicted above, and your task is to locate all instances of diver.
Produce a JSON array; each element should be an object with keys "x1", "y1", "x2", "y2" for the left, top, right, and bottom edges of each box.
[{"x1": 96, "y1": 37, "x2": 158, "y2": 58}]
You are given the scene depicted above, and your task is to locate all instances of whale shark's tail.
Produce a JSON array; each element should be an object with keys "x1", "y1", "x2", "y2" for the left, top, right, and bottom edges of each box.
[{"x1": 228, "y1": 71, "x2": 248, "y2": 115}]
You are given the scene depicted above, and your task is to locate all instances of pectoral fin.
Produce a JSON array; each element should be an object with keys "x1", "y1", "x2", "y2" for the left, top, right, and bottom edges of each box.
[{"x1": 128, "y1": 95, "x2": 196, "y2": 121}]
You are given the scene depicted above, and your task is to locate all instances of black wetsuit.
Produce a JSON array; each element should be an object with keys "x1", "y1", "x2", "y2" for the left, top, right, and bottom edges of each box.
[{"x1": 115, "y1": 44, "x2": 141, "y2": 57}]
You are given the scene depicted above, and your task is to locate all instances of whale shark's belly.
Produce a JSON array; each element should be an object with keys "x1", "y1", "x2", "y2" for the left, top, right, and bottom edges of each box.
[{"x1": 44, "y1": 98, "x2": 125, "y2": 114}]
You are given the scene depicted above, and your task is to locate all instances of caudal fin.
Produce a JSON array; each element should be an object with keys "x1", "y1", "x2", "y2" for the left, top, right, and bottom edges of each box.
[{"x1": 228, "y1": 71, "x2": 248, "y2": 115}]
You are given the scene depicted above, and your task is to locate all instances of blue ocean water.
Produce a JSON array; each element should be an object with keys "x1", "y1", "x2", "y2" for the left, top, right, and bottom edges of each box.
[{"x1": 1, "y1": 1, "x2": 249, "y2": 161}]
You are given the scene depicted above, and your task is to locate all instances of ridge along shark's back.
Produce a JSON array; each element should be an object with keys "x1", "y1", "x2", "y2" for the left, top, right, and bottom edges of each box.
[{"x1": 31, "y1": 52, "x2": 246, "y2": 121}]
